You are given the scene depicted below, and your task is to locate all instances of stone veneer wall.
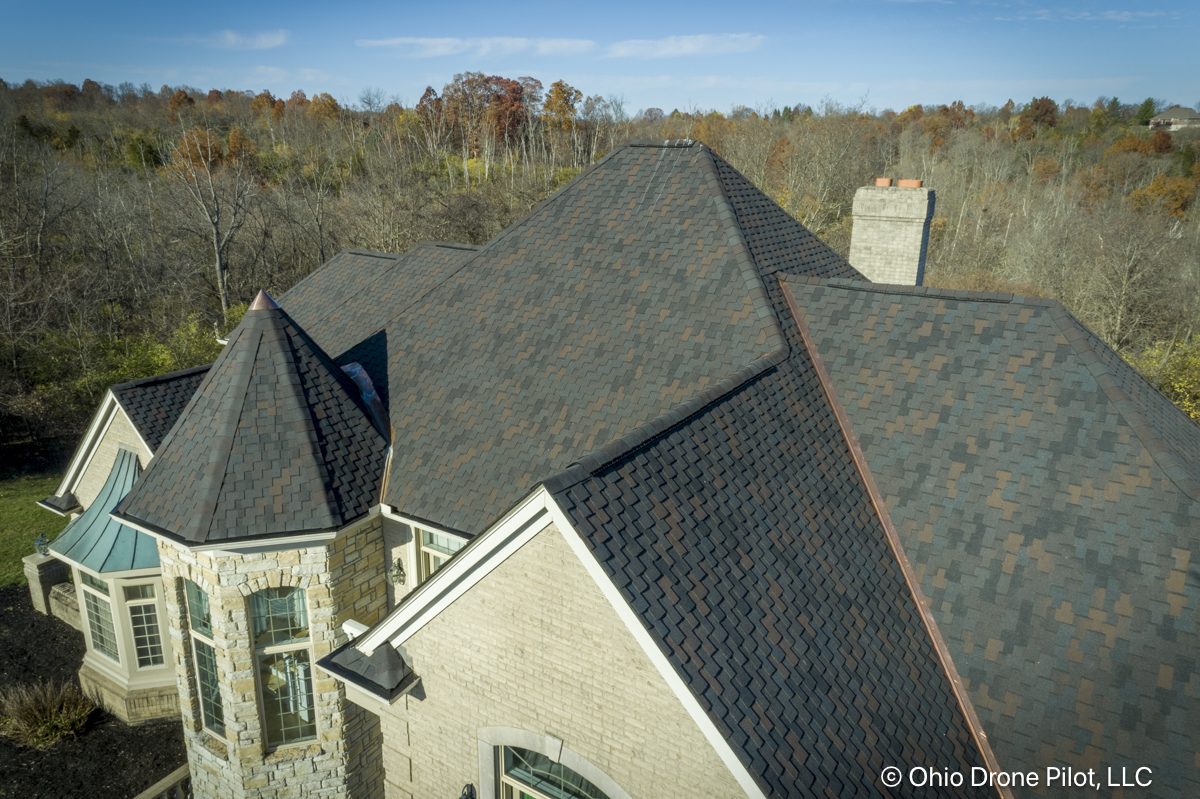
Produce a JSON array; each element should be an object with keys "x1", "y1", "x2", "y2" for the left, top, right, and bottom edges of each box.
[
  {"x1": 848, "y1": 185, "x2": 936, "y2": 286},
  {"x1": 376, "y1": 522, "x2": 748, "y2": 799},
  {"x1": 74, "y1": 406, "x2": 152, "y2": 508},
  {"x1": 157, "y1": 516, "x2": 387, "y2": 799}
]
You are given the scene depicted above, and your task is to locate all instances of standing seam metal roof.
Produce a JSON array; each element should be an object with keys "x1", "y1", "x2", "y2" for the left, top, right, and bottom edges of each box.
[{"x1": 50, "y1": 447, "x2": 159, "y2": 573}]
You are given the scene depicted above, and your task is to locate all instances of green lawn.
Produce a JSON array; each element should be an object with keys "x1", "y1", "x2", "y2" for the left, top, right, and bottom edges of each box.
[{"x1": 0, "y1": 474, "x2": 69, "y2": 587}]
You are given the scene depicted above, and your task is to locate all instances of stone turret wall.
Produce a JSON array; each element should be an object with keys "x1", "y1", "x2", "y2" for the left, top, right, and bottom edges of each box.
[{"x1": 156, "y1": 516, "x2": 387, "y2": 799}]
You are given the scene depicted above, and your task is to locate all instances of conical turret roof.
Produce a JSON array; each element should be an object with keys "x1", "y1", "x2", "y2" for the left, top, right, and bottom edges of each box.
[{"x1": 115, "y1": 291, "x2": 390, "y2": 544}]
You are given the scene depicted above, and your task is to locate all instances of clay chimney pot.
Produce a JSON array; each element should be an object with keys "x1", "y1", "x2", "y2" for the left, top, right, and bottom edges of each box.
[
  {"x1": 897, "y1": 179, "x2": 923, "y2": 188},
  {"x1": 875, "y1": 177, "x2": 893, "y2": 187}
]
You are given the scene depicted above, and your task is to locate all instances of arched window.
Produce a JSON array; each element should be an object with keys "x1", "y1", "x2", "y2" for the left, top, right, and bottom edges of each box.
[
  {"x1": 250, "y1": 587, "x2": 315, "y2": 747},
  {"x1": 184, "y1": 579, "x2": 224, "y2": 736},
  {"x1": 500, "y1": 746, "x2": 611, "y2": 799}
]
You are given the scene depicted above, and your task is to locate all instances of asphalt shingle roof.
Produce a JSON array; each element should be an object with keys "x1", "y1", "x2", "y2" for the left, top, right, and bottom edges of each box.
[
  {"x1": 546, "y1": 275, "x2": 993, "y2": 798},
  {"x1": 115, "y1": 294, "x2": 390, "y2": 544},
  {"x1": 276, "y1": 140, "x2": 860, "y2": 533},
  {"x1": 111, "y1": 365, "x2": 210, "y2": 452},
  {"x1": 789, "y1": 277, "x2": 1200, "y2": 797}
]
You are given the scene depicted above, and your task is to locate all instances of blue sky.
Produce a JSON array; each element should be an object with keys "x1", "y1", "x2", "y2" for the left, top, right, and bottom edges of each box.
[{"x1": 2, "y1": 0, "x2": 1197, "y2": 114}]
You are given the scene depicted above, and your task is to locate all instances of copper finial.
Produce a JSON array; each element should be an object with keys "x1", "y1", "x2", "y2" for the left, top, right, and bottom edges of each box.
[{"x1": 249, "y1": 290, "x2": 281, "y2": 311}]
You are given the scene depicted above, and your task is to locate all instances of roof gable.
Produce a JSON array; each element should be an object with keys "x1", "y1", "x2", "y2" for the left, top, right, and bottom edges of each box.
[
  {"x1": 115, "y1": 292, "x2": 389, "y2": 544},
  {"x1": 111, "y1": 365, "x2": 211, "y2": 453}
]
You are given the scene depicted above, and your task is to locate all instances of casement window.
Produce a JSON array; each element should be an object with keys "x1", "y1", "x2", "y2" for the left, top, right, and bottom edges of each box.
[
  {"x1": 499, "y1": 747, "x2": 611, "y2": 799},
  {"x1": 123, "y1": 584, "x2": 165, "y2": 668},
  {"x1": 80, "y1": 572, "x2": 119, "y2": 663},
  {"x1": 250, "y1": 587, "x2": 316, "y2": 747},
  {"x1": 184, "y1": 580, "x2": 225, "y2": 737},
  {"x1": 418, "y1": 528, "x2": 466, "y2": 583}
]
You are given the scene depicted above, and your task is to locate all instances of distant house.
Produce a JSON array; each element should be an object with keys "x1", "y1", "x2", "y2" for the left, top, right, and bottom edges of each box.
[
  {"x1": 32, "y1": 140, "x2": 1200, "y2": 799},
  {"x1": 1150, "y1": 105, "x2": 1200, "y2": 131}
]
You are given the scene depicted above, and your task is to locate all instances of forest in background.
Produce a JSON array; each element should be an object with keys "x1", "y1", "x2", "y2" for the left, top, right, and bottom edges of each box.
[{"x1": 1, "y1": 74, "x2": 1198, "y2": 467}]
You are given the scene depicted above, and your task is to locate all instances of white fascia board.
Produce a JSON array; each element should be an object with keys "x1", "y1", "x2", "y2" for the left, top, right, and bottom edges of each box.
[
  {"x1": 379, "y1": 506, "x2": 471, "y2": 542},
  {"x1": 60, "y1": 391, "x2": 118, "y2": 496},
  {"x1": 542, "y1": 496, "x2": 768, "y2": 799},
  {"x1": 111, "y1": 505, "x2": 384, "y2": 554},
  {"x1": 357, "y1": 488, "x2": 549, "y2": 655}
]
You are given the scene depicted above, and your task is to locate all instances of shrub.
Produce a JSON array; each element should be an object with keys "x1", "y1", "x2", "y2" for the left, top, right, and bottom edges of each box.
[{"x1": 0, "y1": 680, "x2": 97, "y2": 749}]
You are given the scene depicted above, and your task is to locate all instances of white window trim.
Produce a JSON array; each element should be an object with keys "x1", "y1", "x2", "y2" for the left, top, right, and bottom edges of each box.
[
  {"x1": 123, "y1": 583, "x2": 166, "y2": 670},
  {"x1": 476, "y1": 728, "x2": 632, "y2": 799},
  {"x1": 79, "y1": 573, "x2": 120, "y2": 664},
  {"x1": 416, "y1": 526, "x2": 468, "y2": 584}
]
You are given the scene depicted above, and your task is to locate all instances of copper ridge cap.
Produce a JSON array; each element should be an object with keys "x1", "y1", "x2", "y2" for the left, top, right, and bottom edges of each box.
[
  {"x1": 778, "y1": 277, "x2": 1013, "y2": 799},
  {"x1": 249, "y1": 290, "x2": 281, "y2": 311}
]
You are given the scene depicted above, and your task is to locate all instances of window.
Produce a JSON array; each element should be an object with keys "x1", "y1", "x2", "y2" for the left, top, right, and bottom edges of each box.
[
  {"x1": 251, "y1": 587, "x2": 315, "y2": 747},
  {"x1": 80, "y1": 572, "x2": 119, "y2": 663},
  {"x1": 185, "y1": 580, "x2": 225, "y2": 736},
  {"x1": 500, "y1": 747, "x2": 611, "y2": 799},
  {"x1": 124, "y1": 584, "x2": 164, "y2": 668},
  {"x1": 419, "y1": 528, "x2": 466, "y2": 583}
]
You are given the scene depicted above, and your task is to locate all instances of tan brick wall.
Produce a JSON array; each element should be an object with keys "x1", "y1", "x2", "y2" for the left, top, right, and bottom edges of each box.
[
  {"x1": 74, "y1": 405, "x2": 152, "y2": 509},
  {"x1": 156, "y1": 516, "x2": 387, "y2": 799},
  {"x1": 378, "y1": 522, "x2": 748, "y2": 799}
]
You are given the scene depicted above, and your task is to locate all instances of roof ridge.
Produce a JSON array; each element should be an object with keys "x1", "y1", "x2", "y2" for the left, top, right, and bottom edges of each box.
[
  {"x1": 542, "y1": 347, "x2": 788, "y2": 493},
  {"x1": 189, "y1": 325, "x2": 263, "y2": 542},
  {"x1": 110, "y1": 363, "x2": 211, "y2": 392},
  {"x1": 350, "y1": 143, "x2": 722, "y2": 359},
  {"x1": 287, "y1": 248, "x2": 402, "y2": 296},
  {"x1": 778, "y1": 279, "x2": 1012, "y2": 793},
  {"x1": 822, "y1": 276, "x2": 1020, "y2": 303},
  {"x1": 695, "y1": 147, "x2": 787, "y2": 356},
  {"x1": 1044, "y1": 303, "x2": 1200, "y2": 500}
]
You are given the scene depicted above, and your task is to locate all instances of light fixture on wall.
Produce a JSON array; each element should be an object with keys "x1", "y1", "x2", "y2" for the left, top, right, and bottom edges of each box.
[{"x1": 386, "y1": 560, "x2": 406, "y2": 586}]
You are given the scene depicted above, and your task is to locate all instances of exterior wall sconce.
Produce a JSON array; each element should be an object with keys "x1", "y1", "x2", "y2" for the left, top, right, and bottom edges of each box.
[{"x1": 386, "y1": 560, "x2": 406, "y2": 586}]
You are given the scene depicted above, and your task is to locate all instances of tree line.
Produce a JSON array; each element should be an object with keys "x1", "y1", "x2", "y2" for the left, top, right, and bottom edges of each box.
[{"x1": 1, "y1": 76, "x2": 1197, "y2": 466}]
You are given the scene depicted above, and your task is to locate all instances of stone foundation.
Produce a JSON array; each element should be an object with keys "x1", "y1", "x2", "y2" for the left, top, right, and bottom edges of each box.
[{"x1": 79, "y1": 660, "x2": 180, "y2": 724}]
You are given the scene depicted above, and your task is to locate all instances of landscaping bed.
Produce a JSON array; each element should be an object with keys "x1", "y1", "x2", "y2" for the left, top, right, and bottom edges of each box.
[{"x1": 0, "y1": 584, "x2": 187, "y2": 798}]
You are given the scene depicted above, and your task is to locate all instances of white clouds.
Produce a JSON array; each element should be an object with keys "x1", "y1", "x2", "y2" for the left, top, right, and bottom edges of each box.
[
  {"x1": 355, "y1": 37, "x2": 598, "y2": 57},
  {"x1": 1065, "y1": 9, "x2": 1166, "y2": 21},
  {"x1": 212, "y1": 30, "x2": 289, "y2": 50},
  {"x1": 604, "y1": 34, "x2": 764, "y2": 59},
  {"x1": 355, "y1": 33, "x2": 766, "y2": 59},
  {"x1": 994, "y1": 8, "x2": 1171, "y2": 22}
]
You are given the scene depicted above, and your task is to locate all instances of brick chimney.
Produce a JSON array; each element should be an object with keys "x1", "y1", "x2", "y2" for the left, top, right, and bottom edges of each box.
[{"x1": 849, "y1": 180, "x2": 936, "y2": 285}]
